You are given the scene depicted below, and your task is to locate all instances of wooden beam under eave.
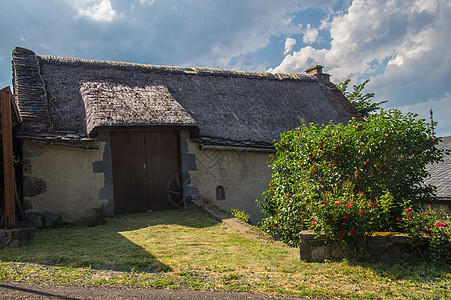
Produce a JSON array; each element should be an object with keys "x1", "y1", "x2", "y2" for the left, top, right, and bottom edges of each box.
[{"x1": 1, "y1": 86, "x2": 15, "y2": 229}]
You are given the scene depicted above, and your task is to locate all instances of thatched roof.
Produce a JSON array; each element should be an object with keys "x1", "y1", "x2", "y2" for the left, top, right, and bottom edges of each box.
[{"x1": 12, "y1": 47, "x2": 360, "y2": 145}]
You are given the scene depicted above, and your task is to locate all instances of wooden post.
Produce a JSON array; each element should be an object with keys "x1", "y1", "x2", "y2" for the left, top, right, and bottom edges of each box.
[{"x1": 1, "y1": 87, "x2": 15, "y2": 229}]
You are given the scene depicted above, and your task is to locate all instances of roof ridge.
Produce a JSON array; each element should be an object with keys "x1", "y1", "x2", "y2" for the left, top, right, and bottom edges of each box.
[{"x1": 37, "y1": 54, "x2": 315, "y2": 82}]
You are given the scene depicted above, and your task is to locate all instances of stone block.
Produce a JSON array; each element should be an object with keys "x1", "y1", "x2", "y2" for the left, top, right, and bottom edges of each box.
[
  {"x1": 368, "y1": 235, "x2": 388, "y2": 248},
  {"x1": 28, "y1": 228, "x2": 36, "y2": 239},
  {"x1": 300, "y1": 230, "x2": 423, "y2": 262},
  {"x1": 182, "y1": 153, "x2": 197, "y2": 171},
  {"x1": 99, "y1": 186, "x2": 114, "y2": 201},
  {"x1": 8, "y1": 240, "x2": 21, "y2": 248},
  {"x1": 44, "y1": 211, "x2": 61, "y2": 227},
  {"x1": 103, "y1": 172, "x2": 114, "y2": 187},
  {"x1": 23, "y1": 176, "x2": 47, "y2": 197},
  {"x1": 185, "y1": 186, "x2": 201, "y2": 200},
  {"x1": 82, "y1": 215, "x2": 107, "y2": 227},
  {"x1": 27, "y1": 213, "x2": 44, "y2": 228},
  {"x1": 61, "y1": 216, "x2": 76, "y2": 226},
  {"x1": 22, "y1": 200, "x2": 33, "y2": 210},
  {"x1": 22, "y1": 159, "x2": 32, "y2": 174},
  {"x1": 299, "y1": 230, "x2": 316, "y2": 240},
  {"x1": 92, "y1": 160, "x2": 104, "y2": 173},
  {"x1": 330, "y1": 244, "x2": 345, "y2": 259},
  {"x1": 299, "y1": 242, "x2": 312, "y2": 262},
  {"x1": 311, "y1": 245, "x2": 331, "y2": 261},
  {"x1": 390, "y1": 234, "x2": 410, "y2": 244},
  {"x1": 101, "y1": 205, "x2": 114, "y2": 217},
  {"x1": 0, "y1": 238, "x2": 11, "y2": 249},
  {"x1": 0, "y1": 230, "x2": 6, "y2": 238}
]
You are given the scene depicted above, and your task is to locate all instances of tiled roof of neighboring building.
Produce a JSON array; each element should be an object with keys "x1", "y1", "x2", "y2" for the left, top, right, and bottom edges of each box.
[{"x1": 425, "y1": 136, "x2": 451, "y2": 199}]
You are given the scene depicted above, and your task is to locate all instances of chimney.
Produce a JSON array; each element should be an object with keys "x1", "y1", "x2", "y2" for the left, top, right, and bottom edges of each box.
[{"x1": 305, "y1": 65, "x2": 330, "y2": 83}]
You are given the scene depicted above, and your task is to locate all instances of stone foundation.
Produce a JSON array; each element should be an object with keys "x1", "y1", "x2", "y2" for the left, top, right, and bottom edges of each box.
[
  {"x1": 299, "y1": 231, "x2": 421, "y2": 262},
  {"x1": 0, "y1": 228, "x2": 35, "y2": 249}
]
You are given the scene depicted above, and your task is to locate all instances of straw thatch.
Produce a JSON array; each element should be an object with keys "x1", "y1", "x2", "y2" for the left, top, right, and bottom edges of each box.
[{"x1": 12, "y1": 47, "x2": 360, "y2": 145}]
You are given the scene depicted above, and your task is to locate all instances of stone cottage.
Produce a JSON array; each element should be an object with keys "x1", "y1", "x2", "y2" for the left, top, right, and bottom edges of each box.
[{"x1": 12, "y1": 47, "x2": 359, "y2": 224}]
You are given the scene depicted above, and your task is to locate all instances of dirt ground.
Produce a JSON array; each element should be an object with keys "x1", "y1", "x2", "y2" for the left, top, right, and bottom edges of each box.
[{"x1": 0, "y1": 282, "x2": 311, "y2": 299}]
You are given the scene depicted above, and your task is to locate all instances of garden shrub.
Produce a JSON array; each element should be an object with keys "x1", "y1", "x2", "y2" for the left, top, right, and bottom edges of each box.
[
  {"x1": 231, "y1": 208, "x2": 250, "y2": 223},
  {"x1": 306, "y1": 182, "x2": 396, "y2": 257},
  {"x1": 257, "y1": 109, "x2": 445, "y2": 248},
  {"x1": 336, "y1": 79, "x2": 387, "y2": 119},
  {"x1": 399, "y1": 205, "x2": 451, "y2": 263}
]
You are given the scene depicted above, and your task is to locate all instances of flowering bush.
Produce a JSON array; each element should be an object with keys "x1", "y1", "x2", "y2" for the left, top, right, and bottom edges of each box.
[
  {"x1": 305, "y1": 183, "x2": 395, "y2": 256},
  {"x1": 257, "y1": 109, "x2": 444, "y2": 247},
  {"x1": 398, "y1": 205, "x2": 451, "y2": 263}
]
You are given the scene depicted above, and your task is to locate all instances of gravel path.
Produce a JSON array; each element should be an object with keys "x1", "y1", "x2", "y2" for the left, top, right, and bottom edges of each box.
[{"x1": 0, "y1": 282, "x2": 310, "y2": 299}]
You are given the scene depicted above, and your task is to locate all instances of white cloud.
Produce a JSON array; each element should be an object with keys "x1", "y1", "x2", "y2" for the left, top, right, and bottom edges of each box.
[
  {"x1": 76, "y1": 0, "x2": 117, "y2": 22},
  {"x1": 180, "y1": 1, "x2": 304, "y2": 68},
  {"x1": 270, "y1": 0, "x2": 451, "y2": 135},
  {"x1": 268, "y1": 46, "x2": 327, "y2": 73},
  {"x1": 138, "y1": 0, "x2": 155, "y2": 6},
  {"x1": 284, "y1": 38, "x2": 296, "y2": 55},
  {"x1": 302, "y1": 24, "x2": 319, "y2": 44},
  {"x1": 271, "y1": 0, "x2": 450, "y2": 78}
]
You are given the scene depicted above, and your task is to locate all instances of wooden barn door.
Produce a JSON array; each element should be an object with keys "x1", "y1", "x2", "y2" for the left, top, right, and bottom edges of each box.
[{"x1": 111, "y1": 130, "x2": 182, "y2": 214}]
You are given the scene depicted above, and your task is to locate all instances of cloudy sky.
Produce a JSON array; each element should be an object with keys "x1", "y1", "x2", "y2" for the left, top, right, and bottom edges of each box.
[{"x1": 1, "y1": 0, "x2": 450, "y2": 135}]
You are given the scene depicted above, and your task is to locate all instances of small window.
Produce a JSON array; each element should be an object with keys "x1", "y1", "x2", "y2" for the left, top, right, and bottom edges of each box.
[{"x1": 216, "y1": 186, "x2": 225, "y2": 200}]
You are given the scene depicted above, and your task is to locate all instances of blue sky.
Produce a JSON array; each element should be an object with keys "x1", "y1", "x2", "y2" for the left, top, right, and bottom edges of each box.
[{"x1": 1, "y1": 0, "x2": 450, "y2": 135}]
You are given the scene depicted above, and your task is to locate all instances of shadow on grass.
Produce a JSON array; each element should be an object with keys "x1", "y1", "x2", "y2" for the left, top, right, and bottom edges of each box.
[
  {"x1": 345, "y1": 257, "x2": 451, "y2": 283},
  {"x1": 0, "y1": 208, "x2": 220, "y2": 273}
]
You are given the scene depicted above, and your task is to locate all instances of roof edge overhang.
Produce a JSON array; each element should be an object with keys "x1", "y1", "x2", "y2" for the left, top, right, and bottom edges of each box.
[
  {"x1": 91, "y1": 124, "x2": 199, "y2": 136},
  {"x1": 191, "y1": 136, "x2": 275, "y2": 150}
]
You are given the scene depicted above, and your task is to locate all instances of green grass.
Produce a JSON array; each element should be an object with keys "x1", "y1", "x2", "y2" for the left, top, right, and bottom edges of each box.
[{"x1": 1, "y1": 208, "x2": 450, "y2": 299}]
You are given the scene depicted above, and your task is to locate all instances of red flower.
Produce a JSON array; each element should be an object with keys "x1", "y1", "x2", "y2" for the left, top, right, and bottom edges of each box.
[
  {"x1": 423, "y1": 213, "x2": 427, "y2": 215},
  {"x1": 312, "y1": 220, "x2": 317, "y2": 225},
  {"x1": 349, "y1": 228, "x2": 355, "y2": 234},
  {"x1": 329, "y1": 218, "x2": 334, "y2": 223},
  {"x1": 436, "y1": 222, "x2": 442, "y2": 227},
  {"x1": 442, "y1": 223, "x2": 448, "y2": 227},
  {"x1": 322, "y1": 201, "x2": 327, "y2": 205},
  {"x1": 339, "y1": 232, "x2": 344, "y2": 237},
  {"x1": 360, "y1": 210, "x2": 364, "y2": 214},
  {"x1": 406, "y1": 208, "x2": 412, "y2": 212},
  {"x1": 301, "y1": 213, "x2": 305, "y2": 216},
  {"x1": 372, "y1": 204, "x2": 378, "y2": 208},
  {"x1": 344, "y1": 214, "x2": 349, "y2": 220},
  {"x1": 405, "y1": 215, "x2": 412, "y2": 219},
  {"x1": 396, "y1": 218, "x2": 401, "y2": 221},
  {"x1": 359, "y1": 191, "x2": 363, "y2": 194}
]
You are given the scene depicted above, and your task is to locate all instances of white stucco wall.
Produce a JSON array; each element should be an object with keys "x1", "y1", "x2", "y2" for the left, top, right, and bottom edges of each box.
[
  {"x1": 187, "y1": 141, "x2": 272, "y2": 224},
  {"x1": 22, "y1": 139, "x2": 106, "y2": 219}
]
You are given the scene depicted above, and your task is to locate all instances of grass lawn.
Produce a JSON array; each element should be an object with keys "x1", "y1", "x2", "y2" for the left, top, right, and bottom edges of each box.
[{"x1": 1, "y1": 208, "x2": 450, "y2": 299}]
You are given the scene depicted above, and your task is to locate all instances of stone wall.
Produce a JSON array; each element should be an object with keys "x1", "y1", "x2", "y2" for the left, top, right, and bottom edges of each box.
[
  {"x1": 22, "y1": 139, "x2": 106, "y2": 220},
  {"x1": 0, "y1": 228, "x2": 35, "y2": 249},
  {"x1": 299, "y1": 231, "x2": 420, "y2": 262},
  {"x1": 187, "y1": 141, "x2": 272, "y2": 224}
]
